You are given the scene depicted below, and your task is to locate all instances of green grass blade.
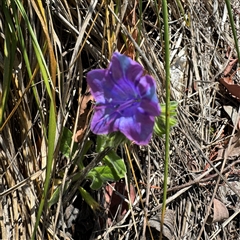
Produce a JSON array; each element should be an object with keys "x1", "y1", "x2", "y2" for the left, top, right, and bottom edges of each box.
[
  {"x1": 225, "y1": 0, "x2": 240, "y2": 62},
  {"x1": 31, "y1": 101, "x2": 56, "y2": 239},
  {"x1": 11, "y1": 1, "x2": 57, "y2": 238},
  {"x1": 0, "y1": 1, "x2": 17, "y2": 126},
  {"x1": 11, "y1": 0, "x2": 47, "y2": 138},
  {"x1": 160, "y1": 0, "x2": 171, "y2": 239},
  {"x1": 14, "y1": 0, "x2": 54, "y2": 103}
]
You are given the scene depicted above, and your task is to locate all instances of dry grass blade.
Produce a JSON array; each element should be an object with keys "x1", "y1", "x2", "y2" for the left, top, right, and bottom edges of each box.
[{"x1": 1, "y1": 0, "x2": 240, "y2": 239}]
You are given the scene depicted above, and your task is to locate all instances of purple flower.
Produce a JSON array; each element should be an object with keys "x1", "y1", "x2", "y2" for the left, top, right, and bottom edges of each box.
[{"x1": 87, "y1": 52, "x2": 161, "y2": 145}]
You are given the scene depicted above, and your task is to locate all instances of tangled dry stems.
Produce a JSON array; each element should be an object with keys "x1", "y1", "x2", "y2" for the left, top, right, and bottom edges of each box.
[{"x1": 0, "y1": 0, "x2": 240, "y2": 239}]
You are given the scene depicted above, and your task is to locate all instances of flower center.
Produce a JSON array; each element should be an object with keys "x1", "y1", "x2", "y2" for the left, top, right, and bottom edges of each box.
[{"x1": 114, "y1": 97, "x2": 141, "y2": 114}]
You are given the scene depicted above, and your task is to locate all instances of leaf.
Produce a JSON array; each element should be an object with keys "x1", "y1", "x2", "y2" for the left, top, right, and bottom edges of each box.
[
  {"x1": 223, "y1": 58, "x2": 238, "y2": 76},
  {"x1": 48, "y1": 182, "x2": 69, "y2": 207},
  {"x1": 78, "y1": 186, "x2": 103, "y2": 214},
  {"x1": 219, "y1": 75, "x2": 240, "y2": 100},
  {"x1": 122, "y1": 0, "x2": 138, "y2": 60},
  {"x1": 59, "y1": 127, "x2": 78, "y2": 158},
  {"x1": 74, "y1": 139, "x2": 92, "y2": 169},
  {"x1": 103, "y1": 151, "x2": 127, "y2": 178},
  {"x1": 105, "y1": 182, "x2": 136, "y2": 224},
  {"x1": 212, "y1": 199, "x2": 229, "y2": 223},
  {"x1": 148, "y1": 209, "x2": 175, "y2": 240},
  {"x1": 216, "y1": 130, "x2": 240, "y2": 160},
  {"x1": 87, "y1": 150, "x2": 126, "y2": 190},
  {"x1": 154, "y1": 101, "x2": 178, "y2": 137},
  {"x1": 223, "y1": 105, "x2": 240, "y2": 129},
  {"x1": 74, "y1": 93, "x2": 94, "y2": 142},
  {"x1": 96, "y1": 132, "x2": 126, "y2": 153}
]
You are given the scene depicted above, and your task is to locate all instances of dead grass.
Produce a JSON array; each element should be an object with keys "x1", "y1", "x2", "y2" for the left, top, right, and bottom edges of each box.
[{"x1": 1, "y1": 0, "x2": 240, "y2": 239}]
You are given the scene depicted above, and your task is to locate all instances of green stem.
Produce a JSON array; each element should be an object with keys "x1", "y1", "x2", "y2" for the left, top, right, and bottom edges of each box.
[
  {"x1": 0, "y1": 1, "x2": 17, "y2": 126},
  {"x1": 160, "y1": 0, "x2": 170, "y2": 239},
  {"x1": 225, "y1": 0, "x2": 240, "y2": 63}
]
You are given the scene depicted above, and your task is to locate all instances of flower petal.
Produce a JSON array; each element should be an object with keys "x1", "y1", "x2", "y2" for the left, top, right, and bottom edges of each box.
[
  {"x1": 109, "y1": 52, "x2": 144, "y2": 96},
  {"x1": 118, "y1": 110, "x2": 155, "y2": 145},
  {"x1": 87, "y1": 53, "x2": 145, "y2": 106},
  {"x1": 138, "y1": 99, "x2": 161, "y2": 117},
  {"x1": 87, "y1": 51, "x2": 161, "y2": 145},
  {"x1": 90, "y1": 105, "x2": 120, "y2": 134},
  {"x1": 87, "y1": 69, "x2": 127, "y2": 105},
  {"x1": 87, "y1": 69, "x2": 108, "y2": 103},
  {"x1": 137, "y1": 75, "x2": 158, "y2": 100},
  {"x1": 136, "y1": 75, "x2": 161, "y2": 116}
]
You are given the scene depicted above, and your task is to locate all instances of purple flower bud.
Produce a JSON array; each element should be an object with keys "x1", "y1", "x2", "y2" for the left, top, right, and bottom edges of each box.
[{"x1": 87, "y1": 52, "x2": 161, "y2": 145}]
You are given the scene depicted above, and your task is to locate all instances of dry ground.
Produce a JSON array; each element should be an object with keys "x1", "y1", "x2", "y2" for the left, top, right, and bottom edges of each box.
[{"x1": 1, "y1": 0, "x2": 240, "y2": 239}]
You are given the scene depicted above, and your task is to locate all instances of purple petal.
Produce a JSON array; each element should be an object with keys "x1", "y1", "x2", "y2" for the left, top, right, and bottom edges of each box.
[
  {"x1": 90, "y1": 105, "x2": 120, "y2": 134},
  {"x1": 87, "y1": 51, "x2": 161, "y2": 145},
  {"x1": 108, "y1": 53, "x2": 144, "y2": 97},
  {"x1": 87, "y1": 69, "x2": 127, "y2": 105},
  {"x1": 87, "y1": 53, "x2": 141, "y2": 103},
  {"x1": 87, "y1": 69, "x2": 108, "y2": 103},
  {"x1": 111, "y1": 52, "x2": 143, "y2": 82},
  {"x1": 118, "y1": 110, "x2": 155, "y2": 145},
  {"x1": 137, "y1": 75, "x2": 157, "y2": 100},
  {"x1": 138, "y1": 99, "x2": 160, "y2": 117},
  {"x1": 136, "y1": 75, "x2": 161, "y2": 116}
]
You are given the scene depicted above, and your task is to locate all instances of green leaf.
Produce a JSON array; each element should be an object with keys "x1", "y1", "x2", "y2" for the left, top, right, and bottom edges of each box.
[
  {"x1": 154, "y1": 101, "x2": 178, "y2": 137},
  {"x1": 60, "y1": 127, "x2": 78, "y2": 157},
  {"x1": 87, "y1": 150, "x2": 126, "y2": 190},
  {"x1": 74, "y1": 139, "x2": 92, "y2": 169},
  {"x1": 1, "y1": 2, "x2": 17, "y2": 126},
  {"x1": 103, "y1": 151, "x2": 127, "y2": 178},
  {"x1": 96, "y1": 132, "x2": 126, "y2": 152},
  {"x1": 78, "y1": 186, "x2": 102, "y2": 213},
  {"x1": 48, "y1": 182, "x2": 69, "y2": 207}
]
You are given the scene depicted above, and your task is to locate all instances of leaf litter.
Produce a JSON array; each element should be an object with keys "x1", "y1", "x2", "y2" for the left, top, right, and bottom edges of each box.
[{"x1": 1, "y1": 1, "x2": 240, "y2": 240}]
